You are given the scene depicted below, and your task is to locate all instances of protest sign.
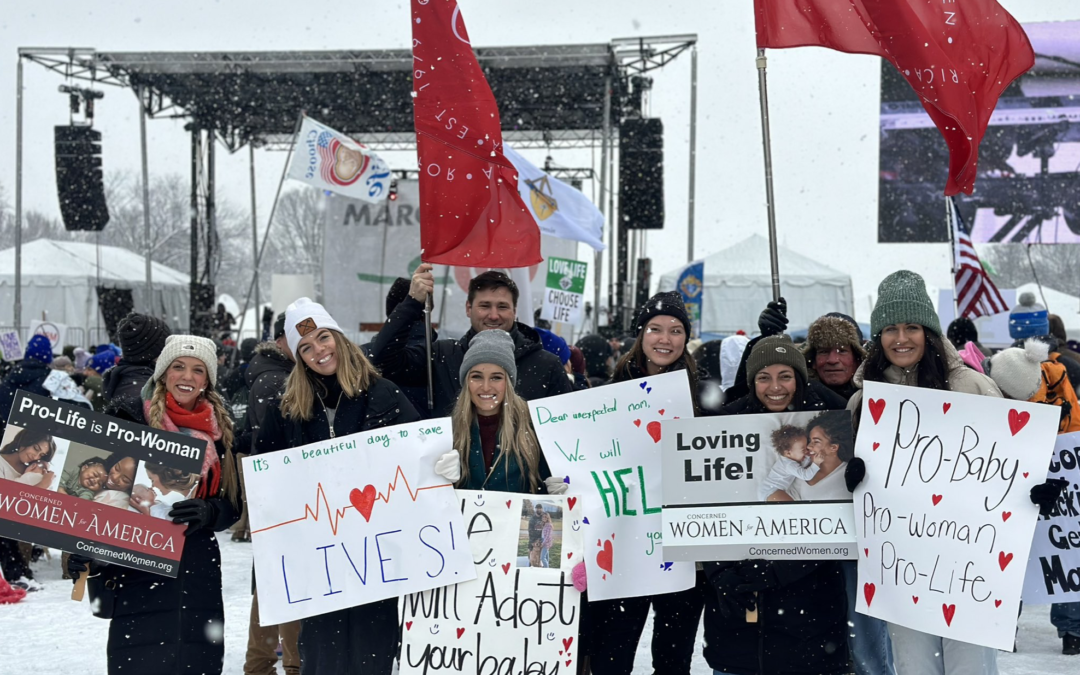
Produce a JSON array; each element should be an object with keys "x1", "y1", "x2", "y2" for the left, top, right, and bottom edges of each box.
[
  {"x1": 540, "y1": 256, "x2": 587, "y2": 326},
  {"x1": 1023, "y1": 431, "x2": 1080, "y2": 604},
  {"x1": 854, "y1": 381, "x2": 1059, "y2": 650},
  {"x1": 0, "y1": 392, "x2": 200, "y2": 577},
  {"x1": 662, "y1": 411, "x2": 857, "y2": 561},
  {"x1": 0, "y1": 330, "x2": 23, "y2": 362},
  {"x1": 401, "y1": 491, "x2": 583, "y2": 674},
  {"x1": 29, "y1": 320, "x2": 67, "y2": 355},
  {"x1": 529, "y1": 371, "x2": 695, "y2": 601},
  {"x1": 243, "y1": 417, "x2": 475, "y2": 624}
]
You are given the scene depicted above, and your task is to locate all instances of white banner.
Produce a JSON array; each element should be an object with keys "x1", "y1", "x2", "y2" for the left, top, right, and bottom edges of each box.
[
  {"x1": 287, "y1": 116, "x2": 391, "y2": 203},
  {"x1": 854, "y1": 381, "x2": 1059, "y2": 650},
  {"x1": 504, "y1": 145, "x2": 605, "y2": 251},
  {"x1": 29, "y1": 320, "x2": 66, "y2": 355},
  {"x1": 243, "y1": 417, "x2": 475, "y2": 624},
  {"x1": 1023, "y1": 432, "x2": 1080, "y2": 604},
  {"x1": 400, "y1": 491, "x2": 583, "y2": 674},
  {"x1": 529, "y1": 371, "x2": 696, "y2": 600}
]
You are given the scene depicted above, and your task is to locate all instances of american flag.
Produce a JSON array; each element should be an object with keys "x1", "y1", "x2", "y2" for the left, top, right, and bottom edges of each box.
[{"x1": 952, "y1": 197, "x2": 1007, "y2": 319}]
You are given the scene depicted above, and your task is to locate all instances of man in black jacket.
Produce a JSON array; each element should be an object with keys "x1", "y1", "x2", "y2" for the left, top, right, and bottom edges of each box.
[
  {"x1": 368, "y1": 265, "x2": 572, "y2": 415},
  {"x1": 102, "y1": 312, "x2": 170, "y2": 420}
]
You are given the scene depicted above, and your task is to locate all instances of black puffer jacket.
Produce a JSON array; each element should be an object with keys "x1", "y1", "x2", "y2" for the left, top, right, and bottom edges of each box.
[
  {"x1": 368, "y1": 296, "x2": 572, "y2": 416},
  {"x1": 101, "y1": 361, "x2": 154, "y2": 421},
  {"x1": 237, "y1": 342, "x2": 293, "y2": 452},
  {"x1": 0, "y1": 359, "x2": 51, "y2": 431},
  {"x1": 721, "y1": 378, "x2": 847, "y2": 415}
]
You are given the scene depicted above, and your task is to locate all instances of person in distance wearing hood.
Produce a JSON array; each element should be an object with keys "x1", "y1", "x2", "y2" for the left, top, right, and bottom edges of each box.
[{"x1": 102, "y1": 312, "x2": 171, "y2": 420}]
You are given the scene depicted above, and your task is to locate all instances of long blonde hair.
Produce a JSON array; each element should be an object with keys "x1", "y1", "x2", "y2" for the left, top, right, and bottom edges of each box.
[
  {"x1": 451, "y1": 370, "x2": 542, "y2": 493},
  {"x1": 280, "y1": 330, "x2": 380, "y2": 421},
  {"x1": 147, "y1": 379, "x2": 240, "y2": 507}
]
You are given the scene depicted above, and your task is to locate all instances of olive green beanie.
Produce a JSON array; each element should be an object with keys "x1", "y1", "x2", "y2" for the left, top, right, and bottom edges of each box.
[
  {"x1": 746, "y1": 334, "x2": 809, "y2": 386},
  {"x1": 871, "y1": 270, "x2": 941, "y2": 337}
]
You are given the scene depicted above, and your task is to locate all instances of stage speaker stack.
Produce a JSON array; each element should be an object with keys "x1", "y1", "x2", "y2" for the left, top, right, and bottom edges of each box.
[
  {"x1": 55, "y1": 125, "x2": 109, "y2": 231},
  {"x1": 619, "y1": 118, "x2": 664, "y2": 230}
]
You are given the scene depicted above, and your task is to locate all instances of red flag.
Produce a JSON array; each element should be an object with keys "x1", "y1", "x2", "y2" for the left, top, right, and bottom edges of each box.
[
  {"x1": 754, "y1": 0, "x2": 1034, "y2": 196},
  {"x1": 410, "y1": 0, "x2": 541, "y2": 268}
]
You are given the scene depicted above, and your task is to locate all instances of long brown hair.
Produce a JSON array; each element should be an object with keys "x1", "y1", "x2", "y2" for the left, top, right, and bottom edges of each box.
[
  {"x1": 613, "y1": 328, "x2": 701, "y2": 412},
  {"x1": 280, "y1": 330, "x2": 380, "y2": 421},
  {"x1": 450, "y1": 370, "x2": 542, "y2": 493}
]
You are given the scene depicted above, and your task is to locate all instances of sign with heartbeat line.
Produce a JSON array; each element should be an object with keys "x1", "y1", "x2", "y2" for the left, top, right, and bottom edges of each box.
[{"x1": 243, "y1": 417, "x2": 476, "y2": 625}]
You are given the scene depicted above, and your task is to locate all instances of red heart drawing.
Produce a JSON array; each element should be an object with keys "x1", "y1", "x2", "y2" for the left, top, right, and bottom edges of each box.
[
  {"x1": 563, "y1": 637, "x2": 574, "y2": 651},
  {"x1": 502, "y1": 563, "x2": 511, "y2": 575},
  {"x1": 646, "y1": 421, "x2": 662, "y2": 443},
  {"x1": 994, "y1": 599, "x2": 1002, "y2": 608},
  {"x1": 1001, "y1": 511, "x2": 1012, "y2": 522},
  {"x1": 406, "y1": 621, "x2": 413, "y2": 630},
  {"x1": 998, "y1": 551, "x2": 1013, "y2": 571},
  {"x1": 942, "y1": 604, "x2": 956, "y2": 626},
  {"x1": 596, "y1": 540, "x2": 614, "y2": 574},
  {"x1": 456, "y1": 628, "x2": 465, "y2": 639},
  {"x1": 863, "y1": 582, "x2": 876, "y2": 607},
  {"x1": 1008, "y1": 409, "x2": 1030, "y2": 436},
  {"x1": 943, "y1": 402, "x2": 952, "y2": 414},
  {"x1": 349, "y1": 485, "x2": 377, "y2": 522},
  {"x1": 868, "y1": 399, "x2": 886, "y2": 424},
  {"x1": 568, "y1": 497, "x2": 577, "y2": 511},
  {"x1": 567, "y1": 552, "x2": 573, "y2": 559},
  {"x1": 559, "y1": 651, "x2": 563, "y2": 656},
  {"x1": 505, "y1": 500, "x2": 512, "y2": 509},
  {"x1": 932, "y1": 494, "x2": 943, "y2": 506},
  {"x1": 633, "y1": 419, "x2": 642, "y2": 427},
  {"x1": 1023, "y1": 472, "x2": 1029, "y2": 478},
  {"x1": 565, "y1": 660, "x2": 572, "y2": 667},
  {"x1": 912, "y1": 596, "x2": 919, "y2": 604},
  {"x1": 872, "y1": 442, "x2": 880, "y2": 452},
  {"x1": 863, "y1": 548, "x2": 869, "y2": 557},
  {"x1": 659, "y1": 409, "x2": 666, "y2": 416},
  {"x1": 597, "y1": 539, "x2": 601, "y2": 547}
]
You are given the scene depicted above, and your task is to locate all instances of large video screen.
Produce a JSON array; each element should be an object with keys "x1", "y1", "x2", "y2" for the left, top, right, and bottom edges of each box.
[{"x1": 878, "y1": 21, "x2": 1080, "y2": 243}]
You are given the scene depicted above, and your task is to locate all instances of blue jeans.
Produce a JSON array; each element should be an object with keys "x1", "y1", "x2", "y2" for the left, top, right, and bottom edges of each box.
[
  {"x1": 1051, "y1": 602, "x2": 1080, "y2": 638},
  {"x1": 888, "y1": 623, "x2": 997, "y2": 675},
  {"x1": 541, "y1": 546, "x2": 550, "y2": 568},
  {"x1": 842, "y1": 561, "x2": 896, "y2": 675}
]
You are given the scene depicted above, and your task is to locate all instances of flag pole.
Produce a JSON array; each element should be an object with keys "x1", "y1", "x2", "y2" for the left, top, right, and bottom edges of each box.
[
  {"x1": 424, "y1": 293, "x2": 435, "y2": 411},
  {"x1": 946, "y1": 196, "x2": 959, "y2": 318},
  {"x1": 755, "y1": 49, "x2": 782, "y2": 302}
]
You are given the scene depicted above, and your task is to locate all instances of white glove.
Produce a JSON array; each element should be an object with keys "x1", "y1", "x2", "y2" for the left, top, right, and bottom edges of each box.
[
  {"x1": 434, "y1": 451, "x2": 462, "y2": 482},
  {"x1": 545, "y1": 476, "x2": 569, "y2": 495}
]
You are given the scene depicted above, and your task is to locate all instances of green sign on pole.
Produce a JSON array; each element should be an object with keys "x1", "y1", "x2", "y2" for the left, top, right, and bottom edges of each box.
[{"x1": 540, "y1": 256, "x2": 588, "y2": 325}]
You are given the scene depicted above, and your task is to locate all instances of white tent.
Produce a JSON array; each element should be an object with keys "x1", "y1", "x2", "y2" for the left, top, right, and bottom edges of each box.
[
  {"x1": 0, "y1": 240, "x2": 190, "y2": 338},
  {"x1": 658, "y1": 234, "x2": 854, "y2": 334}
]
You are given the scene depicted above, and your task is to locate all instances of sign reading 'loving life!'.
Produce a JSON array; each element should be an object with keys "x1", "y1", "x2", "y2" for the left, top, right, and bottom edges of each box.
[
  {"x1": 400, "y1": 491, "x2": 583, "y2": 674},
  {"x1": 529, "y1": 371, "x2": 696, "y2": 601},
  {"x1": 1023, "y1": 431, "x2": 1080, "y2": 604},
  {"x1": 854, "y1": 382, "x2": 1059, "y2": 651},
  {"x1": 243, "y1": 418, "x2": 475, "y2": 625}
]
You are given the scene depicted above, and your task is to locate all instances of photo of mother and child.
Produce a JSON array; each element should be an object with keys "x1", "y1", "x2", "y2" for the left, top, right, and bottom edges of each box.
[{"x1": 756, "y1": 409, "x2": 854, "y2": 502}]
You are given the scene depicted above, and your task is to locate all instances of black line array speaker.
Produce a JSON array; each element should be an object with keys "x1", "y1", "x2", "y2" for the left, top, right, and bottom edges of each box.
[
  {"x1": 96, "y1": 287, "x2": 134, "y2": 342},
  {"x1": 55, "y1": 125, "x2": 109, "y2": 231},
  {"x1": 190, "y1": 283, "x2": 216, "y2": 338},
  {"x1": 619, "y1": 118, "x2": 664, "y2": 230}
]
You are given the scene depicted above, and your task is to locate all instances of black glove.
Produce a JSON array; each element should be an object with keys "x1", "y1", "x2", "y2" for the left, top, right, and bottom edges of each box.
[
  {"x1": 169, "y1": 499, "x2": 219, "y2": 534},
  {"x1": 757, "y1": 297, "x2": 788, "y2": 337},
  {"x1": 708, "y1": 567, "x2": 757, "y2": 619},
  {"x1": 845, "y1": 457, "x2": 866, "y2": 493},
  {"x1": 735, "y1": 559, "x2": 780, "y2": 594},
  {"x1": 67, "y1": 554, "x2": 93, "y2": 583},
  {"x1": 1030, "y1": 478, "x2": 1068, "y2": 517}
]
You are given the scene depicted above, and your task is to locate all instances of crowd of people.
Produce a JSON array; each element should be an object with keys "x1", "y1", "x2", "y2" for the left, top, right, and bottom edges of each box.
[{"x1": 0, "y1": 265, "x2": 1076, "y2": 675}]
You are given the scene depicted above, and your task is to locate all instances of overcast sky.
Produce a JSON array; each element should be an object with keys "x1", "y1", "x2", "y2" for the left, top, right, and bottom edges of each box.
[{"x1": 2, "y1": 0, "x2": 1078, "y2": 324}]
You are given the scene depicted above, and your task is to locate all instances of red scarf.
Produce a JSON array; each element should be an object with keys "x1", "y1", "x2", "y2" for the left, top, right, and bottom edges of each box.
[{"x1": 144, "y1": 393, "x2": 223, "y2": 499}]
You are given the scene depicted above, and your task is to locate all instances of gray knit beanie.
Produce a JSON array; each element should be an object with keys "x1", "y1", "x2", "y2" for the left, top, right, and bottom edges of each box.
[
  {"x1": 746, "y1": 334, "x2": 808, "y2": 386},
  {"x1": 460, "y1": 329, "x2": 518, "y2": 384},
  {"x1": 871, "y1": 270, "x2": 941, "y2": 338}
]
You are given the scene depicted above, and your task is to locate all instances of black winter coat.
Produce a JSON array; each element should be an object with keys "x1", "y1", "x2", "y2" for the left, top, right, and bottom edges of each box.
[
  {"x1": 0, "y1": 359, "x2": 51, "y2": 431},
  {"x1": 237, "y1": 343, "x2": 293, "y2": 453},
  {"x1": 721, "y1": 379, "x2": 848, "y2": 415},
  {"x1": 101, "y1": 361, "x2": 154, "y2": 421},
  {"x1": 368, "y1": 296, "x2": 572, "y2": 416},
  {"x1": 99, "y1": 404, "x2": 241, "y2": 675}
]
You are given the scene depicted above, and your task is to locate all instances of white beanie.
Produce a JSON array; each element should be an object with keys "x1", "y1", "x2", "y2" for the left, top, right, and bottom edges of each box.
[
  {"x1": 285, "y1": 297, "x2": 343, "y2": 358},
  {"x1": 987, "y1": 339, "x2": 1049, "y2": 401},
  {"x1": 151, "y1": 335, "x2": 219, "y2": 388}
]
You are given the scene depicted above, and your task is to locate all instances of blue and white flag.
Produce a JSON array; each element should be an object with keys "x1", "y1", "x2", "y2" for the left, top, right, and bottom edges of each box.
[
  {"x1": 504, "y1": 145, "x2": 606, "y2": 251},
  {"x1": 287, "y1": 116, "x2": 391, "y2": 203},
  {"x1": 677, "y1": 261, "x2": 705, "y2": 338}
]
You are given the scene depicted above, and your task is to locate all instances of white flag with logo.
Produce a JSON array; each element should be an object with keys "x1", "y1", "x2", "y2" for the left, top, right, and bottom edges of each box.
[
  {"x1": 287, "y1": 116, "x2": 391, "y2": 203},
  {"x1": 504, "y1": 145, "x2": 605, "y2": 251}
]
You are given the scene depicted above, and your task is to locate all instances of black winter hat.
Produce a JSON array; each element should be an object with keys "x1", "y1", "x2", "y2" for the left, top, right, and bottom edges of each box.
[
  {"x1": 240, "y1": 338, "x2": 258, "y2": 363},
  {"x1": 273, "y1": 312, "x2": 286, "y2": 339},
  {"x1": 386, "y1": 277, "x2": 412, "y2": 318},
  {"x1": 116, "y1": 312, "x2": 171, "y2": 365},
  {"x1": 633, "y1": 291, "x2": 691, "y2": 336}
]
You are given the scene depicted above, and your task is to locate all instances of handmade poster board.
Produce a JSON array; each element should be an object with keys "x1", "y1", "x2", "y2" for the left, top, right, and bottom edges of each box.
[{"x1": 1023, "y1": 431, "x2": 1080, "y2": 604}]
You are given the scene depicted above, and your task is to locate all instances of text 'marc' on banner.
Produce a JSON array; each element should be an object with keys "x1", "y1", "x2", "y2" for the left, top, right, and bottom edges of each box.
[
  {"x1": 540, "y1": 256, "x2": 588, "y2": 326},
  {"x1": 853, "y1": 381, "x2": 1059, "y2": 651},
  {"x1": 0, "y1": 392, "x2": 203, "y2": 577},
  {"x1": 400, "y1": 490, "x2": 584, "y2": 674},
  {"x1": 1023, "y1": 430, "x2": 1080, "y2": 605},
  {"x1": 662, "y1": 411, "x2": 858, "y2": 562}
]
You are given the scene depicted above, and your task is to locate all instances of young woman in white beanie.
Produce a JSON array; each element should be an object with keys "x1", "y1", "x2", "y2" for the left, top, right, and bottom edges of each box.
[
  {"x1": 66, "y1": 334, "x2": 242, "y2": 675},
  {"x1": 256, "y1": 297, "x2": 419, "y2": 674}
]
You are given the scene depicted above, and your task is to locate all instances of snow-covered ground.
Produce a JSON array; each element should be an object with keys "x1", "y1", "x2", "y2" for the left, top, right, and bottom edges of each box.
[{"x1": 2, "y1": 535, "x2": 1074, "y2": 674}]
